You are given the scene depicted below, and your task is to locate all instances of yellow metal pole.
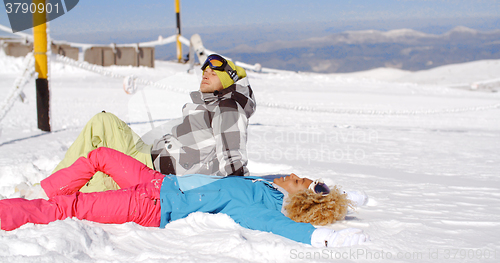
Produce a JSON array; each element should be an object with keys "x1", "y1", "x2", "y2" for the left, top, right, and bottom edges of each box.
[
  {"x1": 175, "y1": 0, "x2": 182, "y2": 62},
  {"x1": 33, "y1": 0, "x2": 50, "y2": 131}
]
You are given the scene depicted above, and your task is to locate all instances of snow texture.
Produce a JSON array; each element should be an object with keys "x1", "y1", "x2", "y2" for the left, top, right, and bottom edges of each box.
[{"x1": 1, "y1": 52, "x2": 499, "y2": 262}]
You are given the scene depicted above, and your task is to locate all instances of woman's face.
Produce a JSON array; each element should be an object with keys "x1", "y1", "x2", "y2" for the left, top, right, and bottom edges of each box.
[{"x1": 273, "y1": 173, "x2": 313, "y2": 195}]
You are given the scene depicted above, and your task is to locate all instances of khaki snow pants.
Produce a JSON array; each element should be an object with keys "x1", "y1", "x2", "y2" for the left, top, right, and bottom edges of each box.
[{"x1": 51, "y1": 112, "x2": 154, "y2": 193}]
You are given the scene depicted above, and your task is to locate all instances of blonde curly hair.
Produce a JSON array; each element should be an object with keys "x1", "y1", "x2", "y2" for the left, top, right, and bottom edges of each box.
[{"x1": 284, "y1": 185, "x2": 353, "y2": 226}]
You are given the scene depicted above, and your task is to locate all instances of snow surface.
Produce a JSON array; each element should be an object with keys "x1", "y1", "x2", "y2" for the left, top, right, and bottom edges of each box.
[{"x1": 1, "y1": 52, "x2": 499, "y2": 262}]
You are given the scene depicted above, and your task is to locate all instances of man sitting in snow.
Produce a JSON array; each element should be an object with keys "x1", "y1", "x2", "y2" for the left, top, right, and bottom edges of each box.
[
  {"x1": 36, "y1": 54, "x2": 255, "y2": 195},
  {"x1": 1, "y1": 147, "x2": 369, "y2": 248}
]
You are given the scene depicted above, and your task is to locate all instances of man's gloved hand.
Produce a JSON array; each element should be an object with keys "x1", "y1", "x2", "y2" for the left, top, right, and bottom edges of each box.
[{"x1": 311, "y1": 228, "x2": 369, "y2": 248}]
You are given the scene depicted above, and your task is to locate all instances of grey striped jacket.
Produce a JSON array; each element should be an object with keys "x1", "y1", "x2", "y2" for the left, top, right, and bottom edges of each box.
[{"x1": 151, "y1": 83, "x2": 256, "y2": 177}]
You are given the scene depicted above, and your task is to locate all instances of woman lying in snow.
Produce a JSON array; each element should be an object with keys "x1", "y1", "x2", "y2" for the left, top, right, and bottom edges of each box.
[{"x1": 0, "y1": 147, "x2": 368, "y2": 248}]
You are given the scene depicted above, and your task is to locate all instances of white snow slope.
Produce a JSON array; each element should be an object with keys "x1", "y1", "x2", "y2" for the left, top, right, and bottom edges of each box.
[{"x1": 1, "y1": 53, "x2": 499, "y2": 263}]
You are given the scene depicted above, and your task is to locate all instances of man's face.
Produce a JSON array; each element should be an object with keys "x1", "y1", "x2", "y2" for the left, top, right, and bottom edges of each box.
[
  {"x1": 200, "y1": 67, "x2": 224, "y2": 93},
  {"x1": 273, "y1": 173, "x2": 313, "y2": 195}
]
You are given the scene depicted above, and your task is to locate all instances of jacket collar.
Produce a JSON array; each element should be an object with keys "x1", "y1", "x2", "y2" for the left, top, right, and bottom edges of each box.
[
  {"x1": 190, "y1": 84, "x2": 256, "y2": 119},
  {"x1": 271, "y1": 183, "x2": 289, "y2": 215},
  {"x1": 243, "y1": 176, "x2": 289, "y2": 215},
  {"x1": 190, "y1": 84, "x2": 237, "y2": 104}
]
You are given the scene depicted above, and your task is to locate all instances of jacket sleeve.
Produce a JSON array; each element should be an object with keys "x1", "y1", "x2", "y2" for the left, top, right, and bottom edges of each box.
[
  {"x1": 212, "y1": 99, "x2": 249, "y2": 176},
  {"x1": 228, "y1": 204, "x2": 316, "y2": 245}
]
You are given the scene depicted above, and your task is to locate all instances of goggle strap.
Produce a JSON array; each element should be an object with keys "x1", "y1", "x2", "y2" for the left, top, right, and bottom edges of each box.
[{"x1": 225, "y1": 65, "x2": 239, "y2": 82}]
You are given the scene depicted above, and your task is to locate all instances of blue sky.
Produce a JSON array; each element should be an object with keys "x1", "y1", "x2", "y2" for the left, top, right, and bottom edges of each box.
[{"x1": 1, "y1": 0, "x2": 499, "y2": 35}]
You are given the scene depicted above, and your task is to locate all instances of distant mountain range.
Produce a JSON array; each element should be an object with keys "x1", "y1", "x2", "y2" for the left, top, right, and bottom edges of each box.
[
  {"x1": 39, "y1": 19, "x2": 500, "y2": 74},
  {"x1": 222, "y1": 26, "x2": 500, "y2": 73}
]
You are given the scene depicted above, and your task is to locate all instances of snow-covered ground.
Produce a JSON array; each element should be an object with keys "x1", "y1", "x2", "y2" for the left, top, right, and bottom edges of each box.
[{"x1": 1, "y1": 52, "x2": 499, "y2": 262}]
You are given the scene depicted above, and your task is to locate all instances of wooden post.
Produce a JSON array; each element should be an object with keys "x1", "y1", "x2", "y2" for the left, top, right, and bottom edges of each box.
[{"x1": 33, "y1": 0, "x2": 50, "y2": 131}]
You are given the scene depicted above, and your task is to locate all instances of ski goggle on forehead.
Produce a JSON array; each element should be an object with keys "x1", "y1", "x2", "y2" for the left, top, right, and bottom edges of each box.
[
  {"x1": 308, "y1": 179, "x2": 331, "y2": 196},
  {"x1": 201, "y1": 54, "x2": 239, "y2": 82}
]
